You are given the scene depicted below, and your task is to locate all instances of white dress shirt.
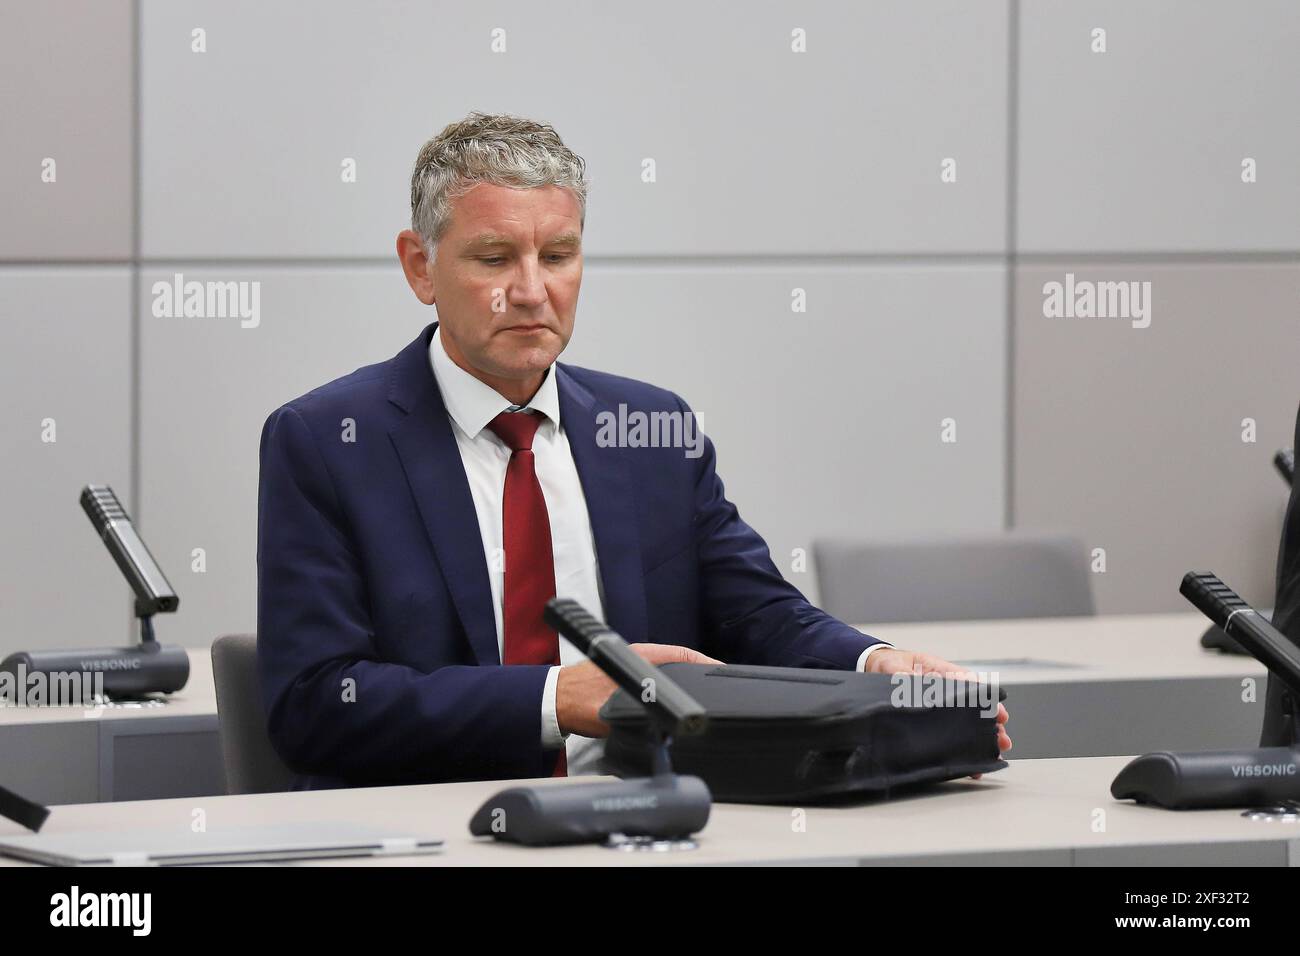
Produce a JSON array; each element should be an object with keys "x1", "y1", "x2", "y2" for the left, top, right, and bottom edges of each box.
[
  {"x1": 429, "y1": 326, "x2": 607, "y2": 774},
  {"x1": 428, "y1": 326, "x2": 890, "y2": 777}
]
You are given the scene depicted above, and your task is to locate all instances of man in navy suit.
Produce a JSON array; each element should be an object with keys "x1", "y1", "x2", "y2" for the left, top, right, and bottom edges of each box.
[{"x1": 257, "y1": 113, "x2": 1011, "y2": 789}]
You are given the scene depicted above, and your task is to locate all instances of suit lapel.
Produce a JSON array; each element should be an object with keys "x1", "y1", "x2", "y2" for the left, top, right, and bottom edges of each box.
[
  {"x1": 384, "y1": 324, "x2": 650, "y2": 663},
  {"x1": 387, "y1": 323, "x2": 501, "y2": 666},
  {"x1": 557, "y1": 365, "x2": 649, "y2": 644}
]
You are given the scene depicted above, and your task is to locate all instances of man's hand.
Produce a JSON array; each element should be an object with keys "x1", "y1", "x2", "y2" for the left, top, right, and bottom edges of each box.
[
  {"x1": 866, "y1": 647, "x2": 1013, "y2": 763},
  {"x1": 555, "y1": 643, "x2": 722, "y2": 738}
]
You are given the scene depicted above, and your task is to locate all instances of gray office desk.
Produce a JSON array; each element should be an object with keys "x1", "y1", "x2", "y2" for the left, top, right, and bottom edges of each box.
[
  {"x1": 1, "y1": 756, "x2": 1296, "y2": 866},
  {"x1": 856, "y1": 612, "x2": 1269, "y2": 759},
  {"x1": 0, "y1": 651, "x2": 222, "y2": 805},
  {"x1": 0, "y1": 613, "x2": 1269, "y2": 804}
]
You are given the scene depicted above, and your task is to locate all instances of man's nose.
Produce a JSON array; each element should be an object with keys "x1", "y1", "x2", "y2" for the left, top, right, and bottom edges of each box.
[{"x1": 508, "y1": 257, "x2": 549, "y2": 308}]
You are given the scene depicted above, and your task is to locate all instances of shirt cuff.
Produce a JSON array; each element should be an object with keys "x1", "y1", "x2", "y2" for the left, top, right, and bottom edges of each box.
[
  {"x1": 540, "y1": 664, "x2": 565, "y2": 749},
  {"x1": 856, "y1": 641, "x2": 893, "y2": 673}
]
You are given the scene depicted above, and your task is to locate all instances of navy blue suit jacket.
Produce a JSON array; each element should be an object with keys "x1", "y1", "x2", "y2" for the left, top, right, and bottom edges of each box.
[{"x1": 256, "y1": 321, "x2": 883, "y2": 789}]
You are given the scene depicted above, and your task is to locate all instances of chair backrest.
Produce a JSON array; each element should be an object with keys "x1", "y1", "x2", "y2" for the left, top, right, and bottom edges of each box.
[
  {"x1": 813, "y1": 531, "x2": 1095, "y2": 625},
  {"x1": 210, "y1": 633, "x2": 297, "y2": 795}
]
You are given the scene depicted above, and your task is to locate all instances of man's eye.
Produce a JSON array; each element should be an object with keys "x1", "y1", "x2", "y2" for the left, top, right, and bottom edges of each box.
[
  {"x1": 480, "y1": 257, "x2": 506, "y2": 265},
  {"x1": 546, "y1": 254, "x2": 572, "y2": 262}
]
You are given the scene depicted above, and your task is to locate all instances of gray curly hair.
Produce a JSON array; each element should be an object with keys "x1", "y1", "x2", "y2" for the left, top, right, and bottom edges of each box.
[{"x1": 410, "y1": 112, "x2": 589, "y2": 261}]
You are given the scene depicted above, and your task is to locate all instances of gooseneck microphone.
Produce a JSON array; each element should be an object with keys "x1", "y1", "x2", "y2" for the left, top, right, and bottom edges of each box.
[
  {"x1": 1181, "y1": 572, "x2": 1300, "y2": 697},
  {"x1": 0, "y1": 485, "x2": 189, "y2": 703},
  {"x1": 81, "y1": 485, "x2": 179, "y2": 633},
  {"x1": 544, "y1": 598, "x2": 708, "y2": 740},
  {"x1": 1111, "y1": 572, "x2": 1300, "y2": 809},
  {"x1": 469, "y1": 600, "x2": 712, "y2": 847}
]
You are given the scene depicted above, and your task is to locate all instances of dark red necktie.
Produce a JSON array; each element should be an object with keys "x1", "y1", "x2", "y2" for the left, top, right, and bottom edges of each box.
[{"x1": 486, "y1": 411, "x2": 566, "y2": 777}]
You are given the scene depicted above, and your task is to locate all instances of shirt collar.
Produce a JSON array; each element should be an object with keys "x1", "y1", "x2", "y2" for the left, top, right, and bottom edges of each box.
[{"x1": 428, "y1": 324, "x2": 561, "y2": 439}]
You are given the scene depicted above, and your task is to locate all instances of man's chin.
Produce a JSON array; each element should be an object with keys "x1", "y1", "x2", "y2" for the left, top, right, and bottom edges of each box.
[{"x1": 487, "y1": 347, "x2": 563, "y2": 378}]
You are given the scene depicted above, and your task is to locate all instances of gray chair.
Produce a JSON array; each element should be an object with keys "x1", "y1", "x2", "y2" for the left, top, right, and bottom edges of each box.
[
  {"x1": 813, "y1": 531, "x2": 1095, "y2": 625},
  {"x1": 211, "y1": 633, "x2": 297, "y2": 795}
]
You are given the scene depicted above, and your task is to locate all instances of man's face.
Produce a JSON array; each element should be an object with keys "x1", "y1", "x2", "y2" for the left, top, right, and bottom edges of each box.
[{"x1": 426, "y1": 183, "x2": 582, "y2": 386}]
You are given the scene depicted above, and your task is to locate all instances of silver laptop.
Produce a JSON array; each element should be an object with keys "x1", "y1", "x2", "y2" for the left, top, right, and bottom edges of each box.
[{"x1": 0, "y1": 821, "x2": 443, "y2": 866}]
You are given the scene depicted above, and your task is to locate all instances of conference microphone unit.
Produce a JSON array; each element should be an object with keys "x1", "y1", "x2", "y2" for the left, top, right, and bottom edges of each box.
[
  {"x1": 0, "y1": 485, "x2": 189, "y2": 703},
  {"x1": 1112, "y1": 573, "x2": 1300, "y2": 809},
  {"x1": 543, "y1": 597, "x2": 708, "y2": 741},
  {"x1": 469, "y1": 599, "x2": 712, "y2": 848}
]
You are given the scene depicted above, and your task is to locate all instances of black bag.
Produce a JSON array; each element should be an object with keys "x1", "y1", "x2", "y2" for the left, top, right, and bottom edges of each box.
[{"x1": 600, "y1": 663, "x2": 1007, "y2": 804}]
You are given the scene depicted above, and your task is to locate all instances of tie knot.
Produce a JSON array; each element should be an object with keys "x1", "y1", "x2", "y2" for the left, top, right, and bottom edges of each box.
[{"x1": 487, "y1": 410, "x2": 543, "y2": 451}]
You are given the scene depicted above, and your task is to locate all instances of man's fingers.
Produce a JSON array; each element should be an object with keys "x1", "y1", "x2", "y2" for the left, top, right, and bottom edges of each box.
[
  {"x1": 674, "y1": 646, "x2": 722, "y2": 664},
  {"x1": 629, "y1": 643, "x2": 722, "y2": 666},
  {"x1": 973, "y1": 728, "x2": 1014, "y2": 777}
]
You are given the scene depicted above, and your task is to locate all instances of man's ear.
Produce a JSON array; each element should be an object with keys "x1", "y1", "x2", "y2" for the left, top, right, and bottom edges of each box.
[{"x1": 396, "y1": 230, "x2": 437, "y2": 305}]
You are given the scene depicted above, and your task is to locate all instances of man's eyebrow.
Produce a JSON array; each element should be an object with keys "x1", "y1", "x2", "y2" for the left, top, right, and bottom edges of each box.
[
  {"x1": 462, "y1": 233, "x2": 513, "y2": 251},
  {"x1": 461, "y1": 232, "x2": 582, "y2": 252}
]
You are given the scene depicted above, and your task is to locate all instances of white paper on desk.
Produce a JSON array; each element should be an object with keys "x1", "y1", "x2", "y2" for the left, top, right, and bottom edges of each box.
[{"x1": 0, "y1": 821, "x2": 443, "y2": 866}]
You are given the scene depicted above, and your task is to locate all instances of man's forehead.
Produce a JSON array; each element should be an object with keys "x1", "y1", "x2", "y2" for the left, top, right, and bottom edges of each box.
[
  {"x1": 450, "y1": 184, "x2": 581, "y2": 247},
  {"x1": 455, "y1": 182, "x2": 579, "y2": 217}
]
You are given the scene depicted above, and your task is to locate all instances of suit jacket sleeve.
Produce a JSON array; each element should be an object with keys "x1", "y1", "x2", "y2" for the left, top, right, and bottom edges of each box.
[
  {"x1": 678, "y1": 395, "x2": 886, "y2": 670},
  {"x1": 256, "y1": 404, "x2": 552, "y2": 784}
]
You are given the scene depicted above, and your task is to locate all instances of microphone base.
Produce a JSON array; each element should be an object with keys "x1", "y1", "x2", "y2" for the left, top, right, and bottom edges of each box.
[
  {"x1": 1111, "y1": 746, "x2": 1300, "y2": 809},
  {"x1": 0, "y1": 644, "x2": 190, "y2": 703},
  {"x1": 468, "y1": 773, "x2": 712, "y2": 847}
]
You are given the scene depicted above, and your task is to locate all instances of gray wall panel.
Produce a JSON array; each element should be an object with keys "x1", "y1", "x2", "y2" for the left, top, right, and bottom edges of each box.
[
  {"x1": 140, "y1": 0, "x2": 1008, "y2": 258},
  {"x1": 0, "y1": 269, "x2": 134, "y2": 657},
  {"x1": 1013, "y1": 262, "x2": 1300, "y2": 613},
  {"x1": 0, "y1": 1, "x2": 134, "y2": 259},
  {"x1": 1018, "y1": 0, "x2": 1300, "y2": 253}
]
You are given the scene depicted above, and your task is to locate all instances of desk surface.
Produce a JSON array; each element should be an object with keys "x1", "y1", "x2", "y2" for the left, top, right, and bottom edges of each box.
[
  {"x1": 2, "y1": 755, "x2": 1296, "y2": 866},
  {"x1": 856, "y1": 611, "x2": 1265, "y2": 684}
]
